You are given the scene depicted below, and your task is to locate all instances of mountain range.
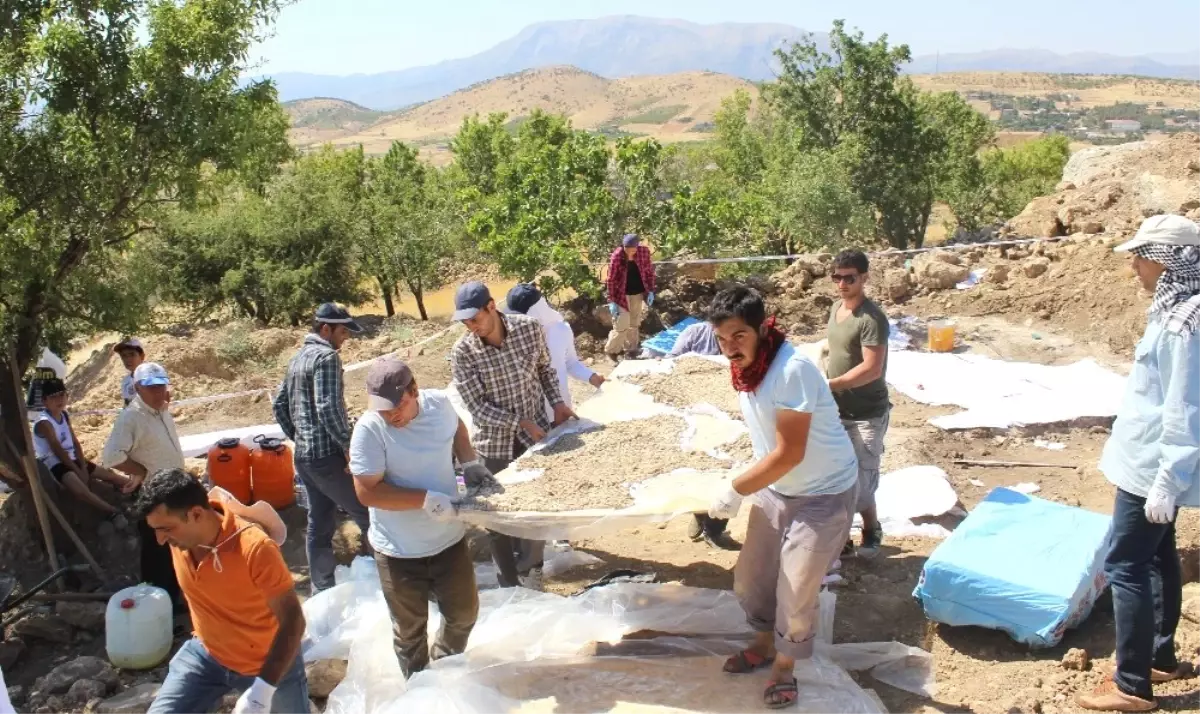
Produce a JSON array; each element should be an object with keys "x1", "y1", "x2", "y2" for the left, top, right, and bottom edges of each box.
[{"x1": 264, "y1": 16, "x2": 1199, "y2": 110}]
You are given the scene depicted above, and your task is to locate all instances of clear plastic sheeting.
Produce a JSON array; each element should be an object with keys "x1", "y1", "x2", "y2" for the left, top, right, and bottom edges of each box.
[
  {"x1": 306, "y1": 567, "x2": 934, "y2": 714},
  {"x1": 852, "y1": 466, "x2": 960, "y2": 540}
]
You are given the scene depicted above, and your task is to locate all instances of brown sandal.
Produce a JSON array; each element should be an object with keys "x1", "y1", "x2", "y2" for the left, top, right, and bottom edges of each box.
[
  {"x1": 764, "y1": 678, "x2": 798, "y2": 709},
  {"x1": 723, "y1": 649, "x2": 774, "y2": 674}
]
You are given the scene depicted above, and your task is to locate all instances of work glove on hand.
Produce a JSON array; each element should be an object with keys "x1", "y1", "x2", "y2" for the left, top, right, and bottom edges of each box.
[
  {"x1": 232, "y1": 678, "x2": 275, "y2": 714},
  {"x1": 423, "y1": 491, "x2": 456, "y2": 522},
  {"x1": 646, "y1": 292, "x2": 655, "y2": 307},
  {"x1": 461, "y1": 460, "x2": 496, "y2": 490},
  {"x1": 709, "y1": 486, "x2": 744, "y2": 520},
  {"x1": 608, "y1": 302, "x2": 620, "y2": 319},
  {"x1": 1144, "y1": 480, "x2": 1177, "y2": 524}
]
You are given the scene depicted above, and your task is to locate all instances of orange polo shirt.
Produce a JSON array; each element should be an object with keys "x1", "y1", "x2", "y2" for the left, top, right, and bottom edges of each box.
[{"x1": 171, "y1": 502, "x2": 294, "y2": 676}]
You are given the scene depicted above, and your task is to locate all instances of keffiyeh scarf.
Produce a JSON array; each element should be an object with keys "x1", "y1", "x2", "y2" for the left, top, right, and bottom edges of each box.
[
  {"x1": 730, "y1": 317, "x2": 787, "y2": 393},
  {"x1": 1133, "y1": 244, "x2": 1200, "y2": 335}
]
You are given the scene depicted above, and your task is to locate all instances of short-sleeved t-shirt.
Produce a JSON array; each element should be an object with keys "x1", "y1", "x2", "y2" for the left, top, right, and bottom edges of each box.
[
  {"x1": 32, "y1": 411, "x2": 77, "y2": 467},
  {"x1": 741, "y1": 342, "x2": 859, "y2": 497},
  {"x1": 120, "y1": 374, "x2": 136, "y2": 405},
  {"x1": 826, "y1": 299, "x2": 891, "y2": 420},
  {"x1": 349, "y1": 389, "x2": 466, "y2": 559},
  {"x1": 172, "y1": 503, "x2": 294, "y2": 677}
]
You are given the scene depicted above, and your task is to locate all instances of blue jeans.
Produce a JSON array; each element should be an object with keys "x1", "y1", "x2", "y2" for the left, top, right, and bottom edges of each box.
[
  {"x1": 295, "y1": 452, "x2": 371, "y2": 593},
  {"x1": 148, "y1": 638, "x2": 309, "y2": 714},
  {"x1": 1105, "y1": 488, "x2": 1181, "y2": 700}
]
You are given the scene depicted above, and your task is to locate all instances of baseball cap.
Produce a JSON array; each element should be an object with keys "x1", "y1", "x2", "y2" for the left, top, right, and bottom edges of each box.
[
  {"x1": 452, "y1": 281, "x2": 493, "y2": 321},
  {"x1": 1114, "y1": 214, "x2": 1200, "y2": 253},
  {"x1": 315, "y1": 303, "x2": 363, "y2": 333},
  {"x1": 365, "y1": 358, "x2": 414, "y2": 410},
  {"x1": 503, "y1": 283, "x2": 542, "y2": 315},
  {"x1": 622, "y1": 233, "x2": 641, "y2": 248},
  {"x1": 41, "y1": 378, "x2": 67, "y2": 398},
  {"x1": 113, "y1": 337, "x2": 144, "y2": 354},
  {"x1": 132, "y1": 362, "x2": 170, "y2": 387}
]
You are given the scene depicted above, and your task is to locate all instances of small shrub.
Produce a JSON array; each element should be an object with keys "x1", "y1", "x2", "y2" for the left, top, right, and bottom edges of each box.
[{"x1": 215, "y1": 324, "x2": 264, "y2": 366}]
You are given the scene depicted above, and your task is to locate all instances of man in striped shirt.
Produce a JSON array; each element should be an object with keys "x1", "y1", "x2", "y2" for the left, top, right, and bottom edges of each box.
[
  {"x1": 450, "y1": 282, "x2": 574, "y2": 588},
  {"x1": 273, "y1": 303, "x2": 371, "y2": 593}
]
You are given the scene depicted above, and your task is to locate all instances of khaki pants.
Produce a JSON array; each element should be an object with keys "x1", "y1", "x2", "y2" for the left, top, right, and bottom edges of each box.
[
  {"x1": 734, "y1": 485, "x2": 856, "y2": 660},
  {"x1": 841, "y1": 409, "x2": 890, "y2": 513},
  {"x1": 375, "y1": 538, "x2": 479, "y2": 678},
  {"x1": 605, "y1": 293, "x2": 644, "y2": 355}
]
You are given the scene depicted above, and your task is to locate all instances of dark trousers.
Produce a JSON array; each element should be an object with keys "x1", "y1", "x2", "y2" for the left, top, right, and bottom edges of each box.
[
  {"x1": 693, "y1": 514, "x2": 729, "y2": 537},
  {"x1": 375, "y1": 538, "x2": 479, "y2": 678},
  {"x1": 484, "y1": 444, "x2": 543, "y2": 588},
  {"x1": 138, "y1": 510, "x2": 182, "y2": 608},
  {"x1": 295, "y1": 452, "x2": 371, "y2": 593},
  {"x1": 1106, "y1": 488, "x2": 1182, "y2": 700}
]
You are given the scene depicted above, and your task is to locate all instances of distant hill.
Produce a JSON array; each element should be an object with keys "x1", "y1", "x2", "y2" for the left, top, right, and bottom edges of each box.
[
  {"x1": 290, "y1": 66, "x2": 757, "y2": 160},
  {"x1": 263, "y1": 16, "x2": 1199, "y2": 110}
]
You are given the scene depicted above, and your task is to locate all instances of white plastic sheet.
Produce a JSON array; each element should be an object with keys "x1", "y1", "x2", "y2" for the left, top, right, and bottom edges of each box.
[
  {"x1": 305, "y1": 566, "x2": 934, "y2": 714},
  {"x1": 179, "y1": 423, "x2": 285, "y2": 458},
  {"x1": 886, "y1": 351, "x2": 1125, "y2": 430},
  {"x1": 853, "y1": 466, "x2": 960, "y2": 540}
]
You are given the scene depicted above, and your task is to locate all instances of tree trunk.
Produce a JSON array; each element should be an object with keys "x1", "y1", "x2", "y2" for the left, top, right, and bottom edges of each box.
[
  {"x1": 233, "y1": 295, "x2": 257, "y2": 320},
  {"x1": 407, "y1": 279, "x2": 429, "y2": 321},
  {"x1": 377, "y1": 276, "x2": 396, "y2": 318}
]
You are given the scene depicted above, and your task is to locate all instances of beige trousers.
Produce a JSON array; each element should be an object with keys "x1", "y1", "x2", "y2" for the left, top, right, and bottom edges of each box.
[{"x1": 605, "y1": 292, "x2": 644, "y2": 355}]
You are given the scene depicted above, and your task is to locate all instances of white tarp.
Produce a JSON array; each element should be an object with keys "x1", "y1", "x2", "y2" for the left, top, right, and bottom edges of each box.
[
  {"x1": 854, "y1": 466, "x2": 960, "y2": 540},
  {"x1": 179, "y1": 423, "x2": 285, "y2": 458},
  {"x1": 885, "y1": 351, "x2": 1126, "y2": 430},
  {"x1": 302, "y1": 567, "x2": 935, "y2": 714}
]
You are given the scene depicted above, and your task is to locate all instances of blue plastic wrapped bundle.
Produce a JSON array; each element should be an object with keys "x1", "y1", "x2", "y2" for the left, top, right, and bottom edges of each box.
[{"x1": 913, "y1": 487, "x2": 1111, "y2": 648}]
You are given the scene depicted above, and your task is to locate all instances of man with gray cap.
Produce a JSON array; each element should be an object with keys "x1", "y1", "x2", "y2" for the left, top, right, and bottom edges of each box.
[
  {"x1": 273, "y1": 303, "x2": 371, "y2": 594},
  {"x1": 349, "y1": 357, "x2": 488, "y2": 677},
  {"x1": 1077, "y1": 214, "x2": 1200, "y2": 713},
  {"x1": 605, "y1": 233, "x2": 656, "y2": 359},
  {"x1": 450, "y1": 281, "x2": 573, "y2": 588}
]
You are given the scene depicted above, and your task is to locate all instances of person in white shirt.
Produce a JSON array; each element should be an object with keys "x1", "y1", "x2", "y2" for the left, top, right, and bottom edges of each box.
[
  {"x1": 503, "y1": 283, "x2": 604, "y2": 417},
  {"x1": 101, "y1": 362, "x2": 186, "y2": 610},
  {"x1": 113, "y1": 337, "x2": 146, "y2": 407},
  {"x1": 32, "y1": 378, "x2": 132, "y2": 514},
  {"x1": 349, "y1": 358, "x2": 492, "y2": 678},
  {"x1": 705, "y1": 286, "x2": 859, "y2": 710}
]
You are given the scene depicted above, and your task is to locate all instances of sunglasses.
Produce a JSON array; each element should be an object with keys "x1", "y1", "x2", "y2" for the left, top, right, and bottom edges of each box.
[{"x1": 830, "y1": 273, "x2": 859, "y2": 285}]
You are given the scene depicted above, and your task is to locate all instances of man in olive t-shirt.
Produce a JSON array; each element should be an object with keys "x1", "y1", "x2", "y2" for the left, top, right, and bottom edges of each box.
[{"x1": 825, "y1": 250, "x2": 891, "y2": 560}]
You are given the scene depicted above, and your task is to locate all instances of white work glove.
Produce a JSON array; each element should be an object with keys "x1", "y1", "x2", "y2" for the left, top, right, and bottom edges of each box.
[
  {"x1": 1144, "y1": 480, "x2": 1177, "y2": 524},
  {"x1": 232, "y1": 678, "x2": 275, "y2": 714},
  {"x1": 709, "y1": 486, "x2": 744, "y2": 520},
  {"x1": 461, "y1": 459, "x2": 496, "y2": 489},
  {"x1": 423, "y1": 491, "x2": 456, "y2": 522}
]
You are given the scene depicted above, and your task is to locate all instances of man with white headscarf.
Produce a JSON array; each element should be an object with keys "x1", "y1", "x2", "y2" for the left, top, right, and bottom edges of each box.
[
  {"x1": 504, "y1": 284, "x2": 605, "y2": 419},
  {"x1": 1077, "y1": 214, "x2": 1200, "y2": 713}
]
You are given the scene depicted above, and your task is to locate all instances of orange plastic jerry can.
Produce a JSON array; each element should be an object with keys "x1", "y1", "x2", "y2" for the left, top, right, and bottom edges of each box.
[
  {"x1": 250, "y1": 435, "x2": 296, "y2": 509},
  {"x1": 206, "y1": 438, "x2": 252, "y2": 505}
]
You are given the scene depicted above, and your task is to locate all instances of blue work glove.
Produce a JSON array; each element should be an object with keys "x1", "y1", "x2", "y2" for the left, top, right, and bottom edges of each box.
[
  {"x1": 646, "y1": 292, "x2": 655, "y2": 307},
  {"x1": 608, "y1": 303, "x2": 620, "y2": 319}
]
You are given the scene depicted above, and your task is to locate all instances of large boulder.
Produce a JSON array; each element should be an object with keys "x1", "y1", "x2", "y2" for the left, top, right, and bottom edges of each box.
[
  {"x1": 9, "y1": 612, "x2": 73, "y2": 644},
  {"x1": 56, "y1": 601, "x2": 107, "y2": 631},
  {"x1": 880, "y1": 270, "x2": 913, "y2": 302},
  {"x1": 1023, "y1": 258, "x2": 1051, "y2": 279},
  {"x1": 34, "y1": 656, "x2": 119, "y2": 696},
  {"x1": 97, "y1": 684, "x2": 161, "y2": 714},
  {"x1": 914, "y1": 257, "x2": 970, "y2": 291},
  {"x1": 65, "y1": 679, "x2": 109, "y2": 708}
]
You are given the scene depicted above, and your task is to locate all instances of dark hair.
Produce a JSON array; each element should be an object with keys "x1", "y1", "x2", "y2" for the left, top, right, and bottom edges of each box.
[
  {"x1": 708, "y1": 286, "x2": 766, "y2": 331},
  {"x1": 833, "y1": 249, "x2": 870, "y2": 274},
  {"x1": 41, "y1": 378, "x2": 67, "y2": 398},
  {"x1": 311, "y1": 320, "x2": 327, "y2": 334},
  {"x1": 135, "y1": 468, "x2": 210, "y2": 519}
]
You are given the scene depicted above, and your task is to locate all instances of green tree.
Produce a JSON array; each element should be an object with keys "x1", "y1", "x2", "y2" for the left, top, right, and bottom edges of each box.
[
  {"x1": 982, "y1": 135, "x2": 1071, "y2": 221},
  {"x1": 921, "y1": 91, "x2": 996, "y2": 233},
  {"x1": 0, "y1": 0, "x2": 292, "y2": 373}
]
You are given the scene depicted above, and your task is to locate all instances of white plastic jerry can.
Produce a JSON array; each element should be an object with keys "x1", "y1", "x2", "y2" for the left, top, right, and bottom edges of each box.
[{"x1": 106, "y1": 585, "x2": 174, "y2": 670}]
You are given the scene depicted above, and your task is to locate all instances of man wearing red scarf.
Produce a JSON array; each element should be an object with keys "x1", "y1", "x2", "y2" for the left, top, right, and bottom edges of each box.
[{"x1": 705, "y1": 286, "x2": 859, "y2": 710}]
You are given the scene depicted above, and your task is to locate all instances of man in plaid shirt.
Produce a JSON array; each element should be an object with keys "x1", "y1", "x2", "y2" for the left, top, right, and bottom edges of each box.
[
  {"x1": 605, "y1": 233, "x2": 656, "y2": 359},
  {"x1": 450, "y1": 281, "x2": 575, "y2": 588},
  {"x1": 273, "y1": 302, "x2": 371, "y2": 593}
]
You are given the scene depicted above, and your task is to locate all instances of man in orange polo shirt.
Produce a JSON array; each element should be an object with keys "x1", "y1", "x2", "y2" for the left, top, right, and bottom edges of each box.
[{"x1": 137, "y1": 469, "x2": 308, "y2": 714}]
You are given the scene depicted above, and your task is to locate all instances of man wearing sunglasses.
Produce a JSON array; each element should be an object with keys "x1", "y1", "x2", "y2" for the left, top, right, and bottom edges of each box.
[{"x1": 825, "y1": 250, "x2": 891, "y2": 559}]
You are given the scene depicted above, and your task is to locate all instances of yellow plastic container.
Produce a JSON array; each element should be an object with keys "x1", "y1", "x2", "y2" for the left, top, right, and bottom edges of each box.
[{"x1": 928, "y1": 320, "x2": 956, "y2": 353}]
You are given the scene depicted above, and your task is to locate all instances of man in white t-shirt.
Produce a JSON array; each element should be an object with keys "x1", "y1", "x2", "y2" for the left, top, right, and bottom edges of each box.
[
  {"x1": 349, "y1": 358, "x2": 492, "y2": 678},
  {"x1": 705, "y1": 286, "x2": 859, "y2": 710},
  {"x1": 114, "y1": 337, "x2": 146, "y2": 406}
]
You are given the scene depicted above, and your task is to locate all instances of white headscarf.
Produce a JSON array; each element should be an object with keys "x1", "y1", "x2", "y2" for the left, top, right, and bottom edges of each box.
[{"x1": 526, "y1": 297, "x2": 565, "y2": 327}]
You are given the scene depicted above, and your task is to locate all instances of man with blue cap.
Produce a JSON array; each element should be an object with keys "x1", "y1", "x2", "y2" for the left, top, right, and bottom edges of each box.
[
  {"x1": 450, "y1": 281, "x2": 573, "y2": 588},
  {"x1": 605, "y1": 234, "x2": 656, "y2": 360},
  {"x1": 273, "y1": 303, "x2": 371, "y2": 594}
]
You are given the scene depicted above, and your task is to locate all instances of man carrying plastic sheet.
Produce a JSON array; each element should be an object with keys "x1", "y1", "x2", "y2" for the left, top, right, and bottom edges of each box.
[
  {"x1": 1077, "y1": 215, "x2": 1200, "y2": 713},
  {"x1": 273, "y1": 303, "x2": 371, "y2": 594},
  {"x1": 349, "y1": 358, "x2": 489, "y2": 677},
  {"x1": 450, "y1": 281, "x2": 574, "y2": 589},
  {"x1": 705, "y1": 286, "x2": 858, "y2": 710}
]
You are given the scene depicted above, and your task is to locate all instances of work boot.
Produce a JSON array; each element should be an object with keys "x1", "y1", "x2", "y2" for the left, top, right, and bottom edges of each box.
[
  {"x1": 518, "y1": 567, "x2": 544, "y2": 592},
  {"x1": 1076, "y1": 680, "x2": 1155, "y2": 712},
  {"x1": 1152, "y1": 661, "x2": 1196, "y2": 682},
  {"x1": 687, "y1": 516, "x2": 704, "y2": 542},
  {"x1": 858, "y1": 524, "x2": 884, "y2": 560},
  {"x1": 703, "y1": 531, "x2": 741, "y2": 552},
  {"x1": 841, "y1": 539, "x2": 856, "y2": 558}
]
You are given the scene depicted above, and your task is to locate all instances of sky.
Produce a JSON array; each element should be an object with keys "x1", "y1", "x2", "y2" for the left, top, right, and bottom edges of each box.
[{"x1": 251, "y1": 0, "x2": 1200, "y2": 76}]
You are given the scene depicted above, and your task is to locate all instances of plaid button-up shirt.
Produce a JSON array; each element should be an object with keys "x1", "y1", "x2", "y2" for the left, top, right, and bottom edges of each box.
[
  {"x1": 450, "y1": 314, "x2": 564, "y2": 461},
  {"x1": 605, "y1": 245, "x2": 656, "y2": 309},
  {"x1": 273, "y1": 334, "x2": 352, "y2": 462}
]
